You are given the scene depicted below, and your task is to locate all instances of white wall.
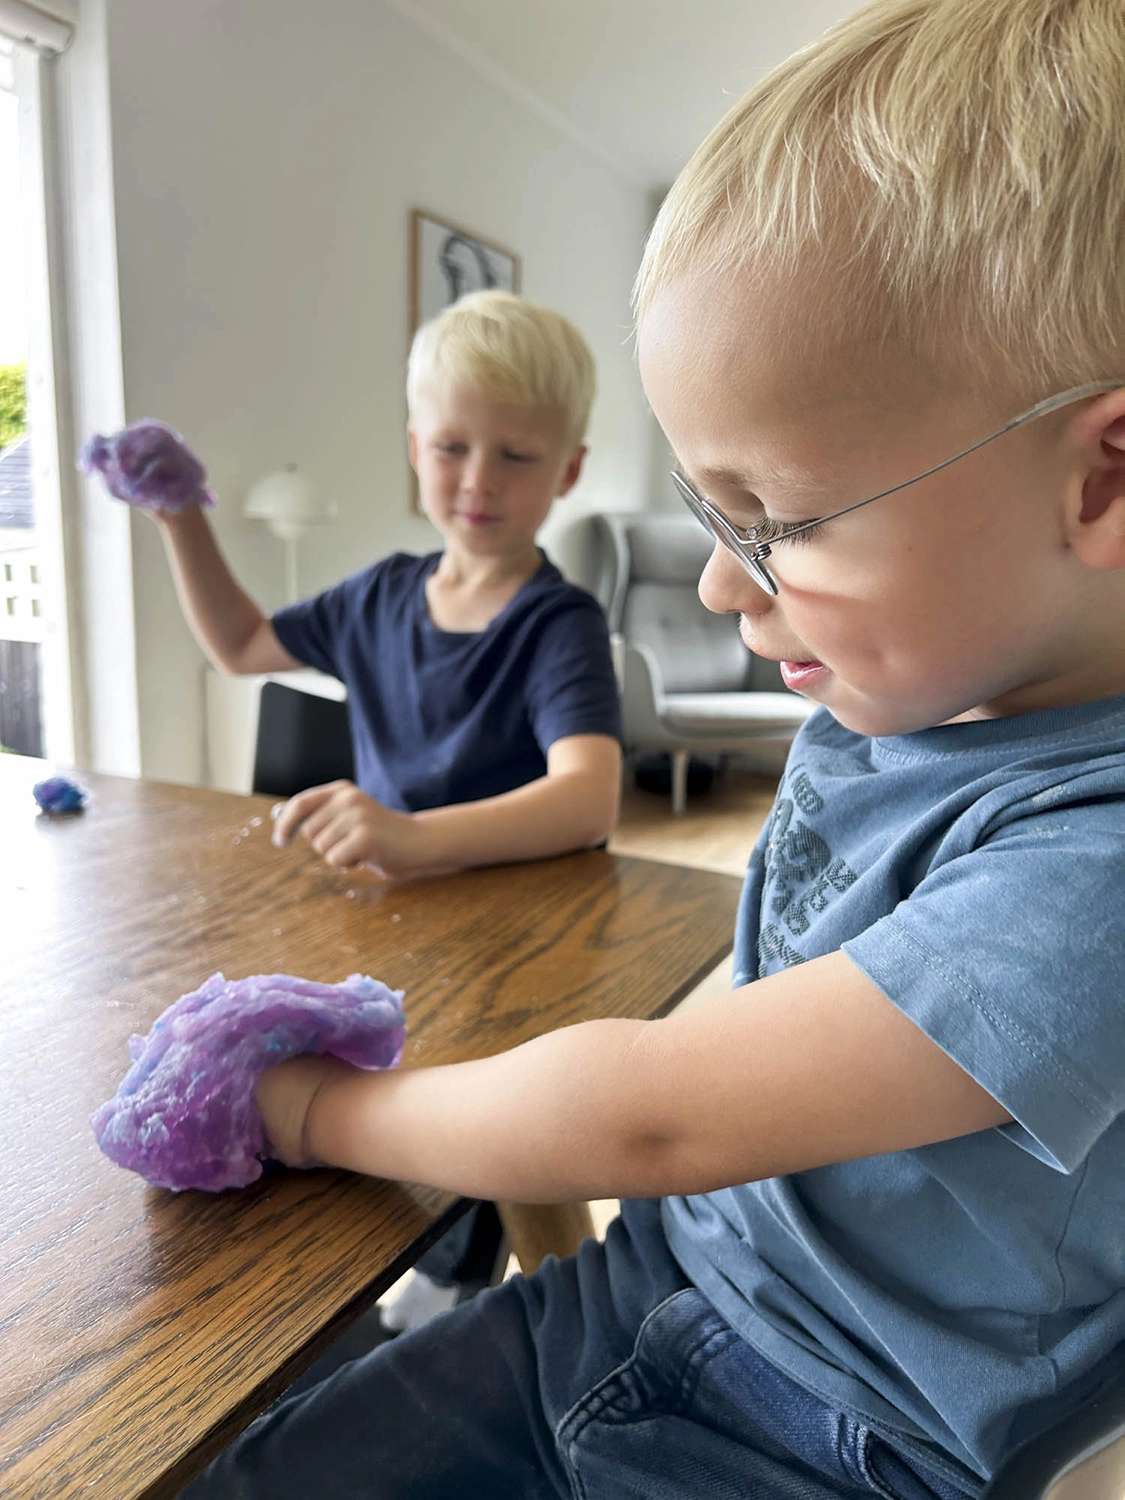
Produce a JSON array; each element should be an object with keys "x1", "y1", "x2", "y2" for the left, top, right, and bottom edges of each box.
[{"x1": 100, "y1": 0, "x2": 655, "y2": 784}]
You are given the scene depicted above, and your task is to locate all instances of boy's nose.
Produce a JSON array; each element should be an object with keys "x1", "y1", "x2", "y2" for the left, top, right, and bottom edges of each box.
[
  {"x1": 461, "y1": 454, "x2": 499, "y2": 496},
  {"x1": 698, "y1": 541, "x2": 774, "y2": 619}
]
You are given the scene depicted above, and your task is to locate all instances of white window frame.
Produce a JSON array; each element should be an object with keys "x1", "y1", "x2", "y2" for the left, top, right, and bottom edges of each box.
[
  {"x1": 10, "y1": 45, "x2": 77, "y2": 761},
  {"x1": 7, "y1": 2, "x2": 142, "y2": 774}
]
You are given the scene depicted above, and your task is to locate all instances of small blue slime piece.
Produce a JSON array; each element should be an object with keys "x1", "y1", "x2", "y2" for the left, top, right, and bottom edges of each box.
[{"x1": 33, "y1": 776, "x2": 87, "y2": 814}]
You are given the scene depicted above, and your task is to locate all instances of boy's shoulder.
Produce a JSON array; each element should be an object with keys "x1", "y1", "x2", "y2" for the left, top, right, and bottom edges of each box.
[
  {"x1": 365, "y1": 550, "x2": 440, "y2": 586},
  {"x1": 744, "y1": 695, "x2": 1125, "y2": 989},
  {"x1": 519, "y1": 552, "x2": 609, "y2": 620},
  {"x1": 759, "y1": 698, "x2": 1125, "y2": 926},
  {"x1": 321, "y1": 551, "x2": 440, "y2": 607},
  {"x1": 794, "y1": 694, "x2": 1125, "y2": 791},
  {"x1": 767, "y1": 694, "x2": 1125, "y2": 903},
  {"x1": 502, "y1": 557, "x2": 616, "y2": 663},
  {"x1": 336, "y1": 551, "x2": 600, "y2": 613}
]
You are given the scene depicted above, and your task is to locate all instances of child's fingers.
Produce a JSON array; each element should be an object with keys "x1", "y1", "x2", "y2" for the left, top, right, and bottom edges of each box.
[
  {"x1": 322, "y1": 835, "x2": 366, "y2": 869},
  {"x1": 271, "y1": 782, "x2": 348, "y2": 846},
  {"x1": 301, "y1": 804, "x2": 372, "y2": 864},
  {"x1": 319, "y1": 822, "x2": 374, "y2": 870},
  {"x1": 298, "y1": 802, "x2": 346, "y2": 849},
  {"x1": 272, "y1": 796, "x2": 314, "y2": 847}
]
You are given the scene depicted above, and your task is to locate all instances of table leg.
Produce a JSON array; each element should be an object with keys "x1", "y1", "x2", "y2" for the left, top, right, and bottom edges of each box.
[{"x1": 497, "y1": 1201, "x2": 596, "y2": 1274}]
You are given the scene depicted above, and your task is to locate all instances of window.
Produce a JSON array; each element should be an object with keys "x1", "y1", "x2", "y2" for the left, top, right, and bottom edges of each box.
[
  {"x1": 0, "y1": 37, "x2": 42, "y2": 755},
  {"x1": 0, "y1": 7, "x2": 76, "y2": 761}
]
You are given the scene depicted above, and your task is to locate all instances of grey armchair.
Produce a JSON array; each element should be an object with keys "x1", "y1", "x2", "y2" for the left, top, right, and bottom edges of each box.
[{"x1": 591, "y1": 512, "x2": 814, "y2": 814}]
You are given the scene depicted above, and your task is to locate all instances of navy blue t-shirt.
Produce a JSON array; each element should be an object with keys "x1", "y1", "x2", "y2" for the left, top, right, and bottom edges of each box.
[{"x1": 271, "y1": 551, "x2": 621, "y2": 812}]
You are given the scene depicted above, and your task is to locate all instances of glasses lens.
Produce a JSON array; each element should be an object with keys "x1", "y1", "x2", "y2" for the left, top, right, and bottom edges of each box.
[
  {"x1": 745, "y1": 554, "x2": 779, "y2": 597},
  {"x1": 671, "y1": 471, "x2": 716, "y2": 534},
  {"x1": 670, "y1": 472, "x2": 779, "y2": 596}
]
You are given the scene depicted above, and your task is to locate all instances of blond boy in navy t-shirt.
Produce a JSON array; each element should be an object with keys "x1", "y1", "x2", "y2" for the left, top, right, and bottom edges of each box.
[{"x1": 147, "y1": 291, "x2": 622, "y2": 880}]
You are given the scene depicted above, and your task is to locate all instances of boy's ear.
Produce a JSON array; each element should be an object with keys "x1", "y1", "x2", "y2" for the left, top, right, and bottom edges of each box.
[
  {"x1": 406, "y1": 427, "x2": 419, "y2": 474},
  {"x1": 556, "y1": 445, "x2": 587, "y2": 497},
  {"x1": 1068, "y1": 397, "x2": 1125, "y2": 570}
]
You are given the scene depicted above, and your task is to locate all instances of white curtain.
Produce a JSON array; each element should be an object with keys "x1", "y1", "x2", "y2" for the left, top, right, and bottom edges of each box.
[{"x1": 0, "y1": 0, "x2": 75, "y2": 53}]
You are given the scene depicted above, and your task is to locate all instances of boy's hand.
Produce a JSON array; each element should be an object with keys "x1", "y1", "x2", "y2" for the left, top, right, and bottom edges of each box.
[
  {"x1": 272, "y1": 781, "x2": 438, "y2": 877},
  {"x1": 255, "y1": 1055, "x2": 351, "y2": 1167},
  {"x1": 78, "y1": 419, "x2": 216, "y2": 515}
]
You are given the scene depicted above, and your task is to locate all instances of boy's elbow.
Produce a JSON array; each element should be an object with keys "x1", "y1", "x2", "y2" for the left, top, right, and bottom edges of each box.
[
  {"x1": 208, "y1": 644, "x2": 256, "y2": 676},
  {"x1": 216, "y1": 618, "x2": 286, "y2": 676},
  {"x1": 573, "y1": 775, "x2": 620, "y2": 848},
  {"x1": 543, "y1": 743, "x2": 621, "y2": 849},
  {"x1": 593, "y1": 801, "x2": 620, "y2": 847},
  {"x1": 224, "y1": 653, "x2": 262, "y2": 676}
]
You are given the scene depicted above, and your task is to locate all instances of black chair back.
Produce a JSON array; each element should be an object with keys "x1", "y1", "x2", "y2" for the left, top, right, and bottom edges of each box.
[{"x1": 251, "y1": 681, "x2": 354, "y2": 799}]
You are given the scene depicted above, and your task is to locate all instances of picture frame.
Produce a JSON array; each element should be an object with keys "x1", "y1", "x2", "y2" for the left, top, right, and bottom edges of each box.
[
  {"x1": 408, "y1": 210, "x2": 522, "y2": 511},
  {"x1": 410, "y1": 208, "x2": 522, "y2": 332}
]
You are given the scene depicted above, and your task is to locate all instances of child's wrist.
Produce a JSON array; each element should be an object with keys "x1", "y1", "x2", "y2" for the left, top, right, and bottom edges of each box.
[
  {"x1": 299, "y1": 1076, "x2": 328, "y2": 1167},
  {"x1": 154, "y1": 505, "x2": 196, "y2": 531},
  {"x1": 407, "y1": 809, "x2": 453, "y2": 870},
  {"x1": 299, "y1": 1058, "x2": 351, "y2": 1167}
]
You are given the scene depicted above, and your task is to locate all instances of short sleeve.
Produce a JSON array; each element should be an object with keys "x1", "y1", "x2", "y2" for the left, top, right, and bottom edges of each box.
[
  {"x1": 524, "y1": 596, "x2": 623, "y2": 752},
  {"x1": 843, "y1": 794, "x2": 1125, "y2": 1173},
  {"x1": 271, "y1": 569, "x2": 371, "y2": 680}
]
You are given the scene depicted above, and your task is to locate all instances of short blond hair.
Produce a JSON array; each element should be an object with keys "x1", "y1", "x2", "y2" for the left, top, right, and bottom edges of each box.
[
  {"x1": 407, "y1": 291, "x2": 596, "y2": 445},
  {"x1": 636, "y1": 0, "x2": 1125, "y2": 399}
]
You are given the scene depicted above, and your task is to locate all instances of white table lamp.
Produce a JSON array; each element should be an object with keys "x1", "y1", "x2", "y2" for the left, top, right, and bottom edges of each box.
[{"x1": 244, "y1": 466, "x2": 335, "y2": 603}]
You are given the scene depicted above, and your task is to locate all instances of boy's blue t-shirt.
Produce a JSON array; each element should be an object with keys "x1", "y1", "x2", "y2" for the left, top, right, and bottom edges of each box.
[
  {"x1": 661, "y1": 695, "x2": 1125, "y2": 1491},
  {"x1": 271, "y1": 551, "x2": 621, "y2": 811}
]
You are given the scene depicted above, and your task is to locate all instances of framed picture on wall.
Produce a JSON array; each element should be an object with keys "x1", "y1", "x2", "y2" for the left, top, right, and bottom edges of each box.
[
  {"x1": 410, "y1": 209, "x2": 521, "y2": 330},
  {"x1": 408, "y1": 210, "x2": 522, "y2": 511}
]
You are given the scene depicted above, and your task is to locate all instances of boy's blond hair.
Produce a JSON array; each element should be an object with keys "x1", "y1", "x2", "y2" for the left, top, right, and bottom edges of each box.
[
  {"x1": 407, "y1": 291, "x2": 596, "y2": 446},
  {"x1": 636, "y1": 0, "x2": 1125, "y2": 400}
]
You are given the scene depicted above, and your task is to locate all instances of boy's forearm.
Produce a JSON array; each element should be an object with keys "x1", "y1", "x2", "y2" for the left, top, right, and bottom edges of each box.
[
  {"x1": 411, "y1": 767, "x2": 617, "y2": 868},
  {"x1": 158, "y1": 508, "x2": 282, "y2": 672},
  {"x1": 305, "y1": 1019, "x2": 683, "y2": 1202}
]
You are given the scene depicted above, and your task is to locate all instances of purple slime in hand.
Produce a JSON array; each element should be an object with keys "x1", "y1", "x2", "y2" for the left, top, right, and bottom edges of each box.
[
  {"x1": 78, "y1": 419, "x2": 216, "y2": 514},
  {"x1": 91, "y1": 972, "x2": 406, "y2": 1192}
]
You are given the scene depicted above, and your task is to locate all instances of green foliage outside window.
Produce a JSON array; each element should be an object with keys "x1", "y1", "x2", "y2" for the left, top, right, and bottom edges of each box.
[{"x1": 0, "y1": 362, "x2": 28, "y2": 449}]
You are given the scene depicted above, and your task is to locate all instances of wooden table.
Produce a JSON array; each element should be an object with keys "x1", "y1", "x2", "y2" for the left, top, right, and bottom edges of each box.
[{"x1": 0, "y1": 757, "x2": 742, "y2": 1500}]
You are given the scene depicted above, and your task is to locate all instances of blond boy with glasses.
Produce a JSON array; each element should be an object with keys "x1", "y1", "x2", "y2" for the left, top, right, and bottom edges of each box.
[{"x1": 186, "y1": 3, "x2": 1125, "y2": 1496}]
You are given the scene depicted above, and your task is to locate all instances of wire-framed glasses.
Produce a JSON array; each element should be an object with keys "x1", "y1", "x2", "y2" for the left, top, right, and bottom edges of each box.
[{"x1": 671, "y1": 381, "x2": 1121, "y2": 597}]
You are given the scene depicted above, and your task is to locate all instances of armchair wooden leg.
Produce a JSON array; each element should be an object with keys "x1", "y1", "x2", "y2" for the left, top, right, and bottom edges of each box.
[
  {"x1": 497, "y1": 1201, "x2": 597, "y2": 1275},
  {"x1": 671, "y1": 748, "x2": 690, "y2": 816}
]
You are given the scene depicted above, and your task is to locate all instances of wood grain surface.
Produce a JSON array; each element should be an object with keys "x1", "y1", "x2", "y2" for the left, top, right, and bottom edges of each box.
[{"x1": 0, "y1": 757, "x2": 741, "y2": 1500}]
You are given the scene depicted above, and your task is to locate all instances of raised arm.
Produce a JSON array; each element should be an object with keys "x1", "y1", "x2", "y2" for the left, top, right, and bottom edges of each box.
[
  {"x1": 157, "y1": 507, "x2": 299, "y2": 675},
  {"x1": 258, "y1": 948, "x2": 1011, "y2": 1202},
  {"x1": 79, "y1": 418, "x2": 299, "y2": 675}
]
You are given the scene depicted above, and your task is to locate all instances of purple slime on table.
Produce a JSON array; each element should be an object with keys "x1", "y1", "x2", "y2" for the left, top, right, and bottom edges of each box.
[
  {"x1": 91, "y1": 972, "x2": 406, "y2": 1192},
  {"x1": 32, "y1": 775, "x2": 87, "y2": 814},
  {"x1": 78, "y1": 419, "x2": 216, "y2": 513}
]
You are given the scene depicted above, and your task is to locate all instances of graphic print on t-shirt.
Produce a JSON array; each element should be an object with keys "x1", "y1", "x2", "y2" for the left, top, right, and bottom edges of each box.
[{"x1": 758, "y1": 766, "x2": 857, "y2": 972}]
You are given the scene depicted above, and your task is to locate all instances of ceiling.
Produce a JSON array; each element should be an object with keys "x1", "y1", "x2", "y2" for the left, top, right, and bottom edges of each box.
[{"x1": 386, "y1": 0, "x2": 859, "y2": 188}]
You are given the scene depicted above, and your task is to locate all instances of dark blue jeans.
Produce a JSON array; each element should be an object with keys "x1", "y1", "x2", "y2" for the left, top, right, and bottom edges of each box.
[
  {"x1": 414, "y1": 1199, "x2": 505, "y2": 1287},
  {"x1": 182, "y1": 1200, "x2": 973, "y2": 1499}
]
